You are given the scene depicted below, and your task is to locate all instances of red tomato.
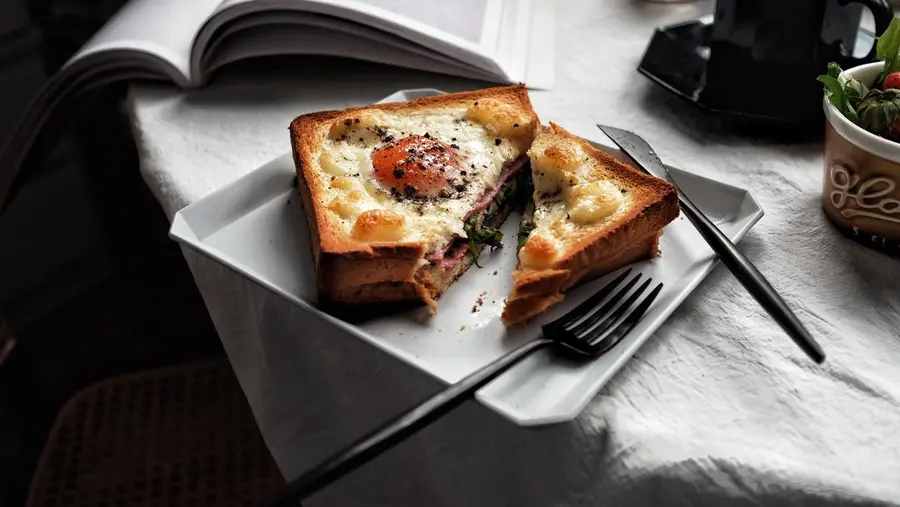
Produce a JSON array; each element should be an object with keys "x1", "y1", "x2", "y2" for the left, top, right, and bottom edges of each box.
[{"x1": 884, "y1": 72, "x2": 900, "y2": 89}]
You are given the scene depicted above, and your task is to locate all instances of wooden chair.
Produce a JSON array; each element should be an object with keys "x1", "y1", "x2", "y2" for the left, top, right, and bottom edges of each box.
[{"x1": 25, "y1": 358, "x2": 286, "y2": 507}]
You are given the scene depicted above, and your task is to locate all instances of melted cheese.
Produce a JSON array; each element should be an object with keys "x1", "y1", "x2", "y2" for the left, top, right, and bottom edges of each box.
[
  {"x1": 315, "y1": 106, "x2": 523, "y2": 253},
  {"x1": 351, "y1": 210, "x2": 407, "y2": 241},
  {"x1": 531, "y1": 141, "x2": 585, "y2": 195},
  {"x1": 566, "y1": 180, "x2": 623, "y2": 224},
  {"x1": 520, "y1": 135, "x2": 630, "y2": 268}
]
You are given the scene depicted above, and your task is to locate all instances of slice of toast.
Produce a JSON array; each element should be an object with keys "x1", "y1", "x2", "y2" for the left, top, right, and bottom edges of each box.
[
  {"x1": 289, "y1": 85, "x2": 540, "y2": 311},
  {"x1": 501, "y1": 123, "x2": 679, "y2": 325}
]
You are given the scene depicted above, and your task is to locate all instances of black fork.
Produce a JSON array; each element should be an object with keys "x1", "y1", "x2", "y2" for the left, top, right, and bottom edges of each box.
[{"x1": 262, "y1": 269, "x2": 663, "y2": 507}]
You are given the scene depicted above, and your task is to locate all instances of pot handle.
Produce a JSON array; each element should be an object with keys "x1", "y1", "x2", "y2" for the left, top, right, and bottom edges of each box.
[{"x1": 842, "y1": 0, "x2": 894, "y2": 64}]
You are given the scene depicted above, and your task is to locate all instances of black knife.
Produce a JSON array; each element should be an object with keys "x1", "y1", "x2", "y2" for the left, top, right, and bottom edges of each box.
[{"x1": 597, "y1": 124, "x2": 825, "y2": 364}]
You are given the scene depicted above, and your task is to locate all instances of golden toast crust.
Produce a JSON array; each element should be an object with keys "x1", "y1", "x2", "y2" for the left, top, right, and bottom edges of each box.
[
  {"x1": 501, "y1": 123, "x2": 679, "y2": 325},
  {"x1": 289, "y1": 84, "x2": 540, "y2": 309}
]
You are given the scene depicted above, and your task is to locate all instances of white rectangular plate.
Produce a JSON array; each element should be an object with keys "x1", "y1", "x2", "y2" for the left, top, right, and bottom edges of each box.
[{"x1": 170, "y1": 89, "x2": 763, "y2": 426}]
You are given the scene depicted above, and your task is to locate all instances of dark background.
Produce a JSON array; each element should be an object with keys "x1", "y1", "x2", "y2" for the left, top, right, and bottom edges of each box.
[{"x1": 0, "y1": 0, "x2": 223, "y2": 504}]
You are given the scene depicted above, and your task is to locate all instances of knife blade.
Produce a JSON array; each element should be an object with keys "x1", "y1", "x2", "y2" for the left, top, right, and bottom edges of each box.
[{"x1": 598, "y1": 124, "x2": 826, "y2": 364}]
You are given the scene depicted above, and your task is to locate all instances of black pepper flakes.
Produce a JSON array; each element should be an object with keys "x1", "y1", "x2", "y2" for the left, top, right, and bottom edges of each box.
[
  {"x1": 450, "y1": 144, "x2": 459, "y2": 149},
  {"x1": 513, "y1": 123, "x2": 519, "y2": 128},
  {"x1": 451, "y1": 137, "x2": 457, "y2": 141},
  {"x1": 383, "y1": 135, "x2": 394, "y2": 143},
  {"x1": 494, "y1": 138, "x2": 501, "y2": 146},
  {"x1": 393, "y1": 168, "x2": 406, "y2": 179},
  {"x1": 343, "y1": 119, "x2": 352, "y2": 126},
  {"x1": 424, "y1": 132, "x2": 431, "y2": 138},
  {"x1": 354, "y1": 118, "x2": 360, "y2": 124}
]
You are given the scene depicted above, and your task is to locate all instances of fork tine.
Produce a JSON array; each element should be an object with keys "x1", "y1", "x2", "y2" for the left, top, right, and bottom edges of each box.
[
  {"x1": 587, "y1": 281, "x2": 664, "y2": 355},
  {"x1": 574, "y1": 277, "x2": 652, "y2": 339},
  {"x1": 564, "y1": 272, "x2": 643, "y2": 334},
  {"x1": 544, "y1": 268, "x2": 633, "y2": 330}
]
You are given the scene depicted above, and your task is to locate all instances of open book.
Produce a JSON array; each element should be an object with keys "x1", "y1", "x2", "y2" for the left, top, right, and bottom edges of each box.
[{"x1": 0, "y1": 0, "x2": 555, "y2": 208}]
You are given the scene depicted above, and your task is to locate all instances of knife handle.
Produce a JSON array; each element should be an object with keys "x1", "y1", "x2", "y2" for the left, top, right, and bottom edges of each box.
[{"x1": 676, "y1": 194, "x2": 825, "y2": 363}]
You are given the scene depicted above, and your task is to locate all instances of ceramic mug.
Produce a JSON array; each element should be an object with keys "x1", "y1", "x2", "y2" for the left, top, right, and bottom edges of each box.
[{"x1": 822, "y1": 61, "x2": 900, "y2": 256}]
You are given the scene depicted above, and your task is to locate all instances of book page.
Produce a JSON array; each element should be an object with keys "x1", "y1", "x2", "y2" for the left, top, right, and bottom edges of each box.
[
  {"x1": 204, "y1": 0, "x2": 551, "y2": 83},
  {"x1": 204, "y1": 23, "x2": 500, "y2": 83},
  {"x1": 202, "y1": 12, "x2": 481, "y2": 76},
  {"x1": 344, "y1": 0, "x2": 489, "y2": 43},
  {"x1": 211, "y1": 0, "x2": 506, "y2": 74},
  {"x1": 216, "y1": 0, "x2": 491, "y2": 44},
  {"x1": 70, "y1": 0, "x2": 221, "y2": 81}
]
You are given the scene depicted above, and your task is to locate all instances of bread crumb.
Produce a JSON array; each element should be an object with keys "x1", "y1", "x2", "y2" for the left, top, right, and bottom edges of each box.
[
  {"x1": 471, "y1": 291, "x2": 488, "y2": 313},
  {"x1": 492, "y1": 270, "x2": 498, "y2": 276},
  {"x1": 459, "y1": 325, "x2": 466, "y2": 331}
]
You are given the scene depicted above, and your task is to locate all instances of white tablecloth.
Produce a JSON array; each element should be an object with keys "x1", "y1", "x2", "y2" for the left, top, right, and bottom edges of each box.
[{"x1": 127, "y1": 1, "x2": 900, "y2": 505}]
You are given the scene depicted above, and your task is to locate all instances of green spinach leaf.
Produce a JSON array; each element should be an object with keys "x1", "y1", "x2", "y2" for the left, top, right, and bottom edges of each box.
[
  {"x1": 818, "y1": 74, "x2": 859, "y2": 122},
  {"x1": 873, "y1": 18, "x2": 900, "y2": 86},
  {"x1": 878, "y1": 17, "x2": 900, "y2": 70},
  {"x1": 517, "y1": 199, "x2": 535, "y2": 251},
  {"x1": 464, "y1": 214, "x2": 503, "y2": 267}
]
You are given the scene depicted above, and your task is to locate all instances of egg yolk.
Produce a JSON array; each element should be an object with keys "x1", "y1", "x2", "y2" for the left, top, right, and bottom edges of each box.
[{"x1": 372, "y1": 135, "x2": 461, "y2": 198}]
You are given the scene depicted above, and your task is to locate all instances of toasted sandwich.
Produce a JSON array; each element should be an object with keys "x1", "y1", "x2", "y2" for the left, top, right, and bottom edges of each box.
[
  {"x1": 501, "y1": 123, "x2": 680, "y2": 325},
  {"x1": 289, "y1": 85, "x2": 540, "y2": 310}
]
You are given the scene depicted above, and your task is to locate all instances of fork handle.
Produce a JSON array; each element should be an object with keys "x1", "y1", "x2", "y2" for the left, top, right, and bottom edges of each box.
[
  {"x1": 676, "y1": 193, "x2": 825, "y2": 363},
  {"x1": 262, "y1": 337, "x2": 553, "y2": 507}
]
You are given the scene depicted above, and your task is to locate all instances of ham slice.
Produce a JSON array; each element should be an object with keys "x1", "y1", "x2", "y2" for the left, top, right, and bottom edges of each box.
[
  {"x1": 426, "y1": 154, "x2": 529, "y2": 265},
  {"x1": 464, "y1": 154, "x2": 528, "y2": 221},
  {"x1": 440, "y1": 244, "x2": 469, "y2": 269}
]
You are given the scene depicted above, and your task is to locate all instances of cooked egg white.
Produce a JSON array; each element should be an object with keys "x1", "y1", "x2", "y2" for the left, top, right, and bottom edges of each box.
[{"x1": 315, "y1": 106, "x2": 524, "y2": 253}]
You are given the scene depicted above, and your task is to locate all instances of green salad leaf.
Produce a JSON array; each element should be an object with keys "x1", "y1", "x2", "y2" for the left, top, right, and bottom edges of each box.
[
  {"x1": 464, "y1": 214, "x2": 503, "y2": 267},
  {"x1": 874, "y1": 18, "x2": 900, "y2": 87},
  {"x1": 878, "y1": 18, "x2": 900, "y2": 72},
  {"x1": 818, "y1": 65, "x2": 859, "y2": 122},
  {"x1": 517, "y1": 198, "x2": 535, "y2": 251},
  {"x1": 818, "y1": 62, "x2": 869, "y2": 123}
]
